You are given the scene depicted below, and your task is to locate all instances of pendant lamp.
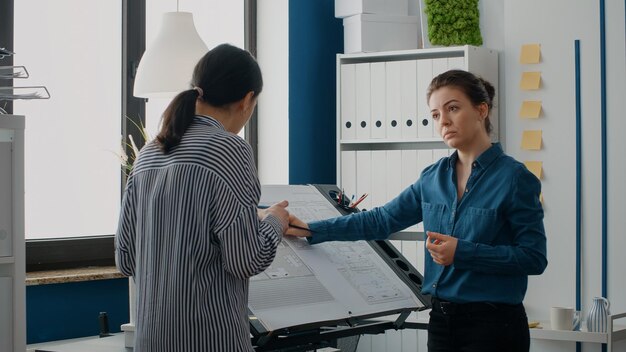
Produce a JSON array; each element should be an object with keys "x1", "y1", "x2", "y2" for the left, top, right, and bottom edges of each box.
[{"x1": 133, "y1": 11, "x2": 208, "y2": 98}]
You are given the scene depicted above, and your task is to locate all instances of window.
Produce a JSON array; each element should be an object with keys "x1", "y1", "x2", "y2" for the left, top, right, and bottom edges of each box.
[
  {"x1": 9, "y1": 0, "x2": 254, "y2": 270},
  {"x1": 14, "y1": 0, "x2": 123, "y2": 240}
]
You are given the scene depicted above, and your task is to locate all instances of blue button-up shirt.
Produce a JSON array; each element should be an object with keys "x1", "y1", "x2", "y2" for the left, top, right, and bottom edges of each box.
[{"x1": 308, "y1": 143, "x2": 547, "y2": 304}]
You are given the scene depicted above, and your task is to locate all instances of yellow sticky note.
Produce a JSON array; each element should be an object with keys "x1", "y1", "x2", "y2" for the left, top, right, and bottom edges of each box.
[
  {"x1": 520, "y1": 44, "x2": 541, "y2": 64},
  {"x1": 521, "y1": 130, "x2": 542, "y2": 150},
  {"x1": 520, "y1": 72, "x2": 541, "y2": 90},
  {"x1": 519, "y1": 101, "x2": 542, "y2": 118},
  {"x1": 524, "y1": 161, "x2": 543, "y2": 179}
]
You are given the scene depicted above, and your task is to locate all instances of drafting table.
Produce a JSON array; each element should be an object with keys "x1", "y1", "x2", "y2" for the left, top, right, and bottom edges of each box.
[{"x1": 250, "y1": 184, "x2": 430, "y2": 351}]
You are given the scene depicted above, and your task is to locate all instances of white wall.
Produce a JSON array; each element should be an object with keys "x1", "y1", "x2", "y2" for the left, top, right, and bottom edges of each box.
[
  {"x1": 605, "y1": 0, "x2": 626, "y2": 336},
  {"x1": 502, "y1": 1, "x2": 626, "y2": 351},
  {"x1": 257, "y1": 0, "x2": 289, "y2": 184}
]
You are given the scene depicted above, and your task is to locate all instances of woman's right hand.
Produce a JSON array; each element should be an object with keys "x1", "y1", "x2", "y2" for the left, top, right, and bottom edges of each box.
[
  {"x1": 285, "y1": 214, "x2": 312, "y2": 238},
  {"x1": 262, "y1": 200, "x2": 290, "y2": 233}
]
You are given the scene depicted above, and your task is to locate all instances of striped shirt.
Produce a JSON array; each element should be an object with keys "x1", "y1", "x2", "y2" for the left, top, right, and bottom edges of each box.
[{"x1": 115, "y1": 115, "x2": 282, "y2": 352}]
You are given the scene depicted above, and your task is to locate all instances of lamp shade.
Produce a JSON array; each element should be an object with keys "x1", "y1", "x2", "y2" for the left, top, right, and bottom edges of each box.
[{"x1": 133, "y1": 12, "x2": 208, "y2": 98}]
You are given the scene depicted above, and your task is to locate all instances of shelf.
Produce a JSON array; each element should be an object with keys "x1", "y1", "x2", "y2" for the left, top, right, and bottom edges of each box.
[
  {"x1": 340, "y1": 138, "x2": 445, "y2": 144},
  {"x1": 336, "y1": 45, "x2": 497, "y2": 64},
  {"x1": 339, "y1": 139, "x2": 448, "y2": 152},
  {"x1": 0, "y1": 66, "x2": 29, "y2": 80},
  {"x1": 529, "y1": 312, "x2": 626, "y2": 349},
  {"x1": 0, "y1": 256, "x2": 15, "y2": 264},
  {"x1": 0, "y1": 86, "x2": 50, "y2": 101},
  {"x1": 388, "y1": 231, "x2": 426, "y2": 241},
  {"x1": 530, "y1": 325, "x2": 608, "y2": 343}
]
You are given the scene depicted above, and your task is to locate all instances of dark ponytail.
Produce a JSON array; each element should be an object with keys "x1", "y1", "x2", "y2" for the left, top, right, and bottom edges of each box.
[
  {"x1": 426, "y1": 69, "x2": 495, "y2": 134},
  {"x1": 156, "y1": 43, "x2": 263, "y2": 153},
  {"x1": 157, "y1": 89, "x2": 201, "y2": 153}
]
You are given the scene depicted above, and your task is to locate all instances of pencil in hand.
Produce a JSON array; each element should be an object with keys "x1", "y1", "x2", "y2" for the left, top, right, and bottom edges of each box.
[{"x1": 289, "y1": 224, "x2": 314, "y2": 233}]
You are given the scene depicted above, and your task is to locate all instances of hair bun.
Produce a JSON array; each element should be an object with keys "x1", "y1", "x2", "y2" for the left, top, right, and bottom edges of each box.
[{"x1": 478, "y1": 77, "x2": 495, "y2": 105}]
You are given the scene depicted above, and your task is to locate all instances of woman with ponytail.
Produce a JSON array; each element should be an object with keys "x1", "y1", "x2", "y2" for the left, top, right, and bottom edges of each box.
[{"x1": 115, "y1": 44, "x2": 290, "y2": 352}]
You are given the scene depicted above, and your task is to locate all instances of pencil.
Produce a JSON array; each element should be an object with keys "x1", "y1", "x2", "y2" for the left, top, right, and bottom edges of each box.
[
  {"x1": 350, "y1": 193, "x2": 368, "y2": 208},
  {"x1": 289, "y1": 224, "x2": 314, "y2": 233}
]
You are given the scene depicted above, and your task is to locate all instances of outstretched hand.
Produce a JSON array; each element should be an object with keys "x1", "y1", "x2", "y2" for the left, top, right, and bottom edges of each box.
[
  {"x1": 426, "y1": 231, "x2": 458, "y2": 266},
  {"x1": 285, "y1": 214, "x2": 312, "y2": 238}
]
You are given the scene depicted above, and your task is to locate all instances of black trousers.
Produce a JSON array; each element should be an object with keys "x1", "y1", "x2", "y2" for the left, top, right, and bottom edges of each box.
[{"x1": 427, "y1": 298, "x2": 530, "y2": 352}]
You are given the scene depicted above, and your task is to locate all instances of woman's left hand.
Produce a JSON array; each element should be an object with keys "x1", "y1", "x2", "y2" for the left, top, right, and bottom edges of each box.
[{"x1": 426, "y1": 231, "x2": 458, "y2": 266}]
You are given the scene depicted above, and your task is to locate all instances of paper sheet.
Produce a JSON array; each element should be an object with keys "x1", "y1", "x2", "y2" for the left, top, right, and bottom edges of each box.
[
  {"x1": 524, "y1": 161, "x2": 543, "y2": 179},
  {"x1": 520, "y1": 72, "x2": 542, "y2": 90},
  {"x1": 520, "y1": 44, "x2": 541, "y2": 64},
  {"x1": 519, "y1": 101, "x2": 542, "y2": 118},
  {"x1": 521, "y1": 130, "x2": 542, "y2": 150}
]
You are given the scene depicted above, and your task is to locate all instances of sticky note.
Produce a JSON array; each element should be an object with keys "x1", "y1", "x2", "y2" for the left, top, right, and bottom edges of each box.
[
  {"x1": 524, "y1": 161, "x2": 543, "y2": 179},
  {"x1": 521, "y1": 130, "x2": 542, "y2": 150},
  {"x1": 520, "y1": 72, "x2": 541, "y2": 90},
  {"x1": 520, "y1": 44, "x2": 541, "y2": 64},
  {"x1": 519, "y1": 101, "x2": 542, "y2": 118}
]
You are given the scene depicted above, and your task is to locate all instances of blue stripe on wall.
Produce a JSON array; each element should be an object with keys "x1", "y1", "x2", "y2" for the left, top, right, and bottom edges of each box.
[
  {"x1": 574, "y1": 38, "x2": 582, "y2": 310},
  {"x1": 599, "y1": 0, "x2": 607, "y2": 301},
  {"x1": 574, "y1": 39, "x2": 582, "y2": 352},
  {"x1": 288, "y1": 0, "x2": 343, "y2": 184},
  {"x1": 27, "y1": 279, "x2": 129, "y2": 344},
  {"x1": 599, "y1": 0, "x2": 608, "y2": 348}
]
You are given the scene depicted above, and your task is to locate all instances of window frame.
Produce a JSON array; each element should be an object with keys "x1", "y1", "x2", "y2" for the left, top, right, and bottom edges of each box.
[{"x1": 21, "y1": 0, "x2": 258, "y2": 272}]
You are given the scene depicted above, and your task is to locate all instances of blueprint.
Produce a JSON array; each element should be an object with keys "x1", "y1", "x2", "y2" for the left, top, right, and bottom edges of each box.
[{"x1": 248, "y1": 185, "x2": 424, "y2": 331}]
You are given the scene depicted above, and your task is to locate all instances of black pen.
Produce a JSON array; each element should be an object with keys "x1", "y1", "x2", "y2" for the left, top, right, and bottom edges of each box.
[{"x1": 289, "y1": 224, "x2": 314, "y2": 233}]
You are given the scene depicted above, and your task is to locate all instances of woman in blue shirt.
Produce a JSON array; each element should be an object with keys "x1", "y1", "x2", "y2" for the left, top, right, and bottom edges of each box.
[{"x1": 287, "y1": 70, "x2": 547, "y2": 352}]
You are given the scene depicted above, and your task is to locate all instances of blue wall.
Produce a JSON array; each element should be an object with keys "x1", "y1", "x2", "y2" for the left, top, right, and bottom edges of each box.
[
  {"x1": 27, "y1": 278, "x2": 129, "y2": 344},
  {"x1": 288, "y1": 0, "x2": 343, "y2": 184}
]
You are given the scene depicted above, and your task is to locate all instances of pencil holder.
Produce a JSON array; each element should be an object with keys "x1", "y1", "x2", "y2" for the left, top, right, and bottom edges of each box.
[{"x1": 328, "y1": 190, "x2": 358, "y2": 212}]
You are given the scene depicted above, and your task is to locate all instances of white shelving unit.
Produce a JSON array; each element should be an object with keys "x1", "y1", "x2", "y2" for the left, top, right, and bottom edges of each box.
[
  {"x1": 0, "y1": 115, "x2": 26, "y2": 352},
  {"x1": 336, "y1": 46, "x2": 498, "y2": 352},
  {"x1": 530, "y1": 313, "x2": 626, "y2": 351}
]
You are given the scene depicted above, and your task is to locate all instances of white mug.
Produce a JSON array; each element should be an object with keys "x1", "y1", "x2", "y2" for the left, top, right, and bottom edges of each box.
[{"x1": 551, "y1": 307, "x2": 574, "y2": 330}]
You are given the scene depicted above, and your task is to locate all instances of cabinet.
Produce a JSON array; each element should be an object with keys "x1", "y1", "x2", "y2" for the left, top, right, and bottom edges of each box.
[{"x1": 0, "y1": 115, "x2": 26, "y2": 352}]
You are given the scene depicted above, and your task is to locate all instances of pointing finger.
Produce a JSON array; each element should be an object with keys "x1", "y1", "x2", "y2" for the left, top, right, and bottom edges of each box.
[{"x1": 275, "y1": 200, "x2": 289, "y2": 208}]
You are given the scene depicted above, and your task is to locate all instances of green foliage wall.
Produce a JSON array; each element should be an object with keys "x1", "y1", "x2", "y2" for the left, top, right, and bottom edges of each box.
[{"x1": 425, "y1": 0, "x2": 483, "y2": 46}]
